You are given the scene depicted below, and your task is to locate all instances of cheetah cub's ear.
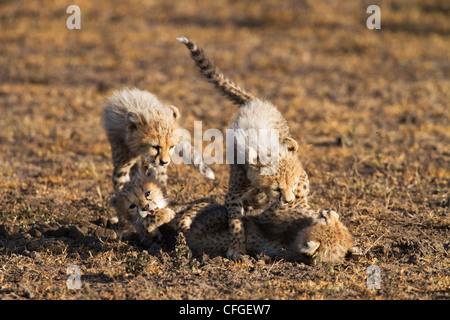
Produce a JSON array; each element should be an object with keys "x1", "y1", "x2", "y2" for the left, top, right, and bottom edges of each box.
[
  {"x1": 283, "y1": 137, "x2": 298, "y2": 153},
  {"x1": 168, "y1": 105, "x2": 180, "y2": 120},
  {"x1": 126, "y1": 111, "x2": 145, "y2": 130},
  {"x1": 319, "y1": 210, "x2": 340, "y2": 224},
  {"x1": 300, "y1": 240, "x2": 320, "y2": 256}
]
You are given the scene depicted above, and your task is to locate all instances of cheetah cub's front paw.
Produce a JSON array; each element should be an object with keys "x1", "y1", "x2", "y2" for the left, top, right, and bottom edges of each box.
[
  {"x1": 226, "y1": 247, "x2": 245, "y2": 261},
  {"x1": 155, "y1": 208, "x2": 176, "y2": 225}
]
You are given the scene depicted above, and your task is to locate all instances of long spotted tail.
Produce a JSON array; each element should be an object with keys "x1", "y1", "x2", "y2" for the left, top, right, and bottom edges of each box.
[{"x1": 177, "y1": 37, "x2": 256, "y2": 106}]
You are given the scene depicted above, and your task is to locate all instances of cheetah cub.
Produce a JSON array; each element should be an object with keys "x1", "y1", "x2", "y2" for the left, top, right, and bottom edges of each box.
[
  {"x1": 178, "y1": 37, "x2": 309, "y2": 259},
  {"x1": 110, "y1": 166, "x2": 214, "y2": 248},
  {"x1": 110, "y1": 170, "x2": 175, "y2": 245},
  {"x1": 103, "y1": 88, "x2": 214, "y2": 191},
  {"x1": 182, "y1": 204, "x2": 355, "y2": 265}
]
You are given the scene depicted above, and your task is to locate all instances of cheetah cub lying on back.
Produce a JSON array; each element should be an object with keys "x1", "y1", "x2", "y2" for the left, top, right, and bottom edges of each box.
[
  {"x1": 178, "y1": 37, "x2": 309, "y2": 259},
  {"x1": 103, "y1": 88, "x2": 214, "y2": 192},
  {"x1": 110, "y1": 169, "x2": 175, "y2": 245}
]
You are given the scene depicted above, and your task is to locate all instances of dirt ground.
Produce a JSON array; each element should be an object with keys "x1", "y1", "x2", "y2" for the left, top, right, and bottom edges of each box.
[{"x1": 0, "y1": 0, "x2": 448, "y2": 300}]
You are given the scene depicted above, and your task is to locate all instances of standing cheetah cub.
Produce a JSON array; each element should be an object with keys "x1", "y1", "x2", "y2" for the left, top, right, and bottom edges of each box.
[
  {"x1": 110, "y1": 170, "x2": 175, "y2": 245},
  {"x1": 103, "y1": 88, "x2": 214, "y2": 191},
  {"x1": 178, "y1": 37, "x2": 309, "y2": 259}
]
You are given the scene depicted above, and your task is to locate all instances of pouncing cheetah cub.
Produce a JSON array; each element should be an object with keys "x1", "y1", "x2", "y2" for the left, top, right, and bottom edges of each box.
[
  {"x1": 110, "y1": 169, "x2": 175, "y2": 246},
  {"x1": 103, "y1": 88, "x2": 214, "y2": 192},
  {"x1": 177, "y1": 37, "x2": 309, "y2": 259}
]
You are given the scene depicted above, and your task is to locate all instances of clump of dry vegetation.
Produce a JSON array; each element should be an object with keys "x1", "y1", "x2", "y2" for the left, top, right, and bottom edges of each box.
[{"x1": 0, "y1": 0, "x2": 448, "y2": 299}]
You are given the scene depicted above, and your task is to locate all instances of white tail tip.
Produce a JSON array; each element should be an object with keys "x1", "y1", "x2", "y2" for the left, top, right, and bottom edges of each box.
[{"x1": 176, "y1": 37, "x2": 189, "y2": 44}]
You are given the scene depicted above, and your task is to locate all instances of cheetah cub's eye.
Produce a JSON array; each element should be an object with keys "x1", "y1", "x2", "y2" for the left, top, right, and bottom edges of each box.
[
  {"x1": 145, "y1": 191, "x2": 151, "y2": 198},
  {"x1": 151, "y1": 145, "x2": 161, "y2": 151},
  {"x1": 129, "y1": 203, "x2": 137, "y2": 209},
  {"x1": 169, "y1": 145, "x2": 175, "y2": 150},
  {"x1": 272, "y1": 186, "x2": 282, "y2": 193}
]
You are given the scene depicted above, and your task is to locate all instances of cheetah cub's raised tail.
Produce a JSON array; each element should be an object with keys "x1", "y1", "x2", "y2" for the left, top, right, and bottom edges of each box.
[{"x1": 176, "y1": 37, "x2": 256, "y2": 106}]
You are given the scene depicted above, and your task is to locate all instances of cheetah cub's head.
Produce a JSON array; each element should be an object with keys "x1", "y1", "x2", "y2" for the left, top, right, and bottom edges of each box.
[
  {"x1": 296, "y1": 210, "x2": 355, "y2": 264},
  {"x1": 247, "y1": 137, "x2": 307, "y2": 206},
  {"x1": 111, "y1": 172, "x2": 168, "y2": 222},
  {"x1": 125, "y1": 105, "x2": 180, "y2": 167}
]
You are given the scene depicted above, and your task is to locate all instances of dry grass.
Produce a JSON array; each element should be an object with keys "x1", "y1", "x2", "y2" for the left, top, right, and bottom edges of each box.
[{"x1": 0, "y1": 0, "x2": 448, "y2": 300}]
